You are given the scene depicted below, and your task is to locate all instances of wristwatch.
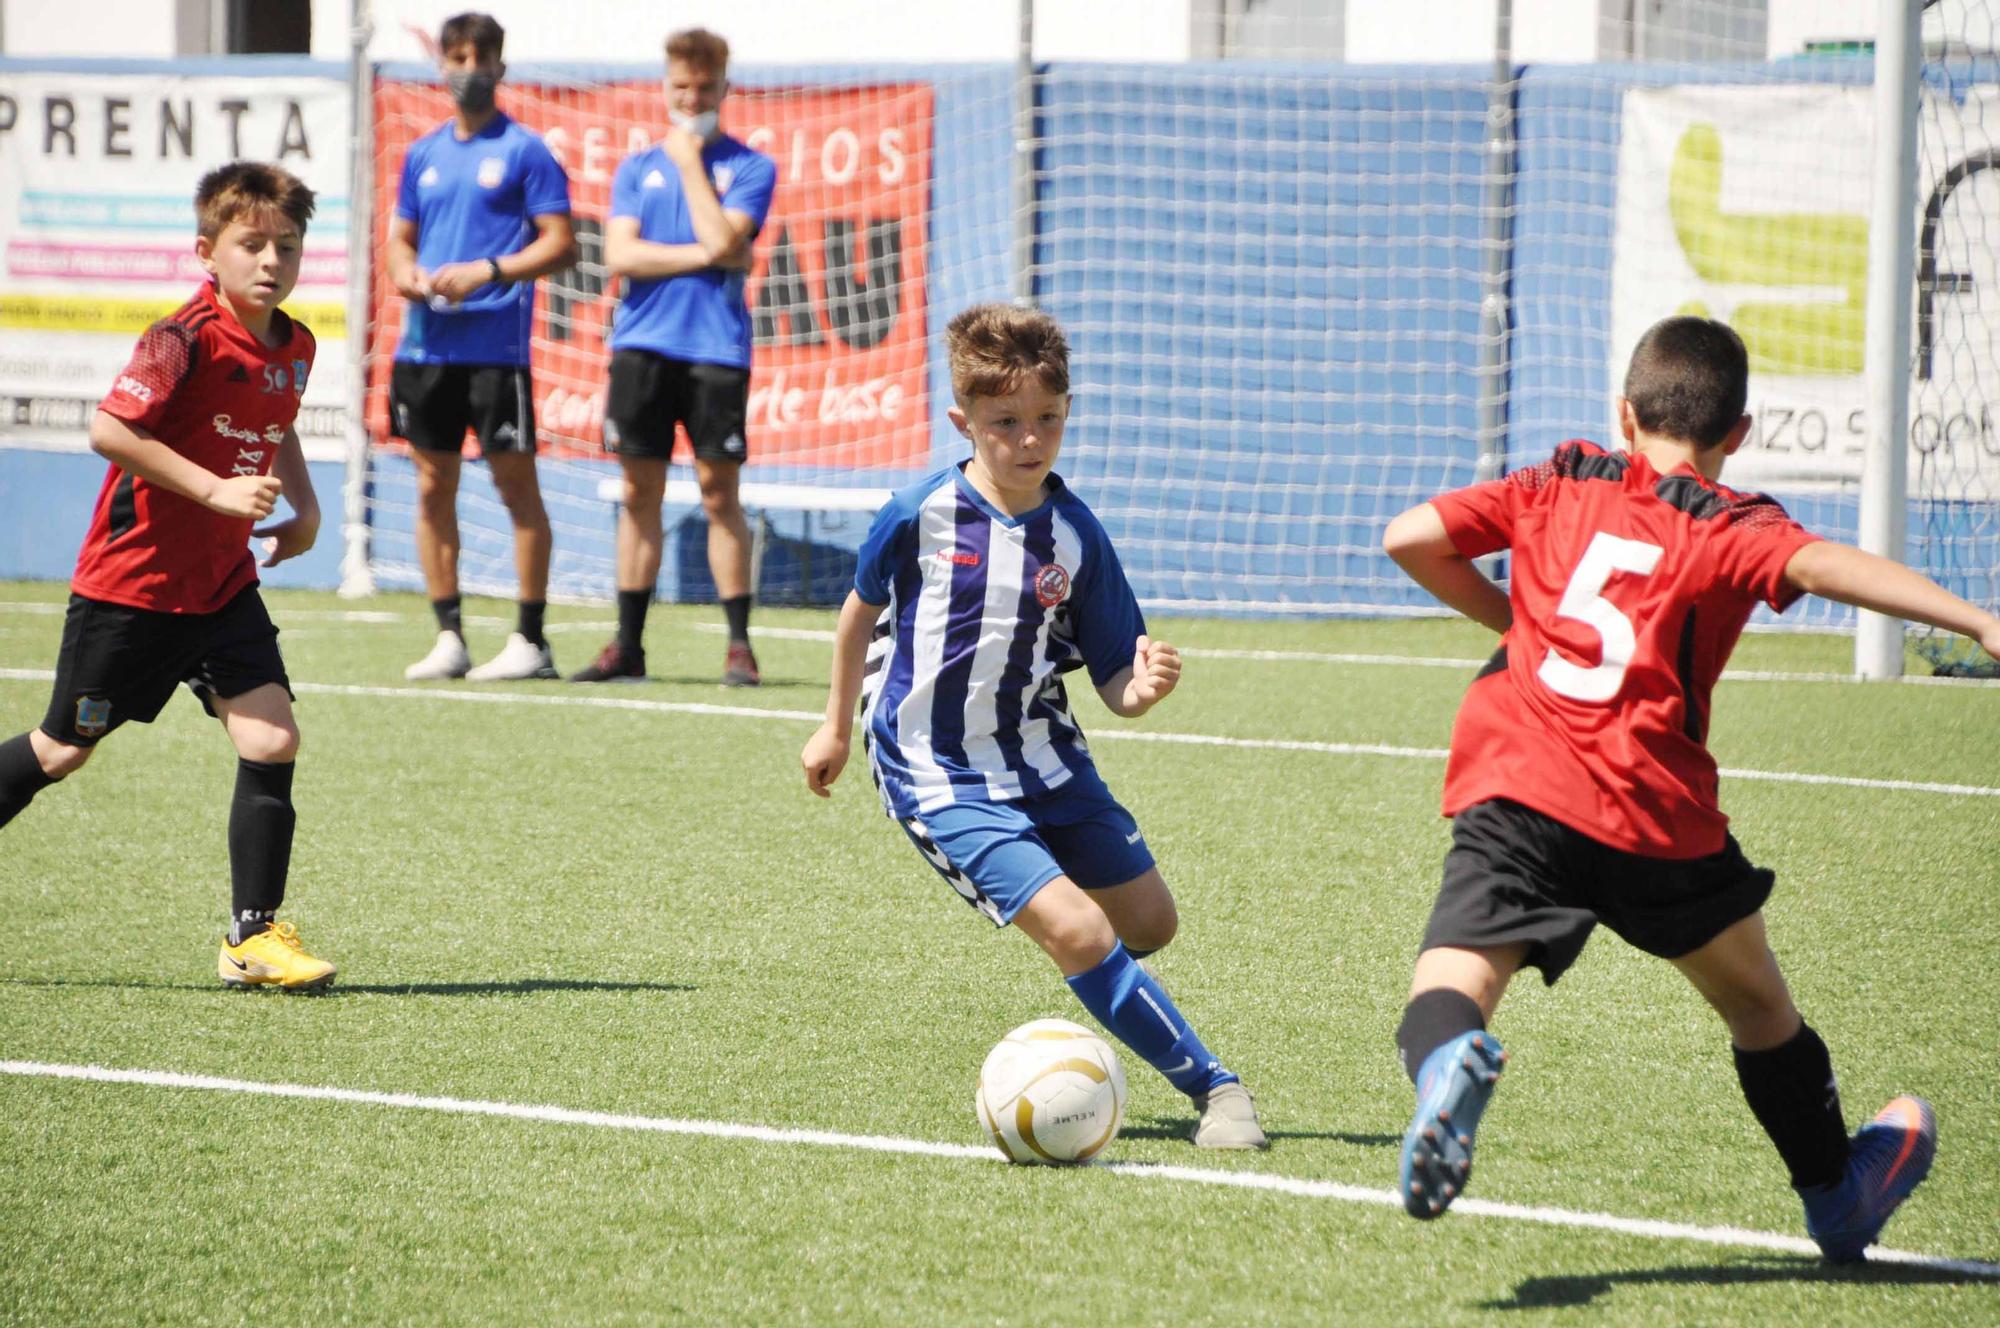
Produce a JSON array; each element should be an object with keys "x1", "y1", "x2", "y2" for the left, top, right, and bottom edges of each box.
[{"x1": 486, "y1": 257, "x2": 505, "y2": 284}]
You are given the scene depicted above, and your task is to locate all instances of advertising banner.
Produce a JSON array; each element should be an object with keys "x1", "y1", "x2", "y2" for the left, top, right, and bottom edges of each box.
[
  {"x1": 0, "y1": 73, "x2": 352, "y2": 450},
  {"x1": 369, "y1": 80, "x2": 933, "y2": 468},
  {"x1": 1612, "y1": 84, "x2": 2000, "y2": 492}
]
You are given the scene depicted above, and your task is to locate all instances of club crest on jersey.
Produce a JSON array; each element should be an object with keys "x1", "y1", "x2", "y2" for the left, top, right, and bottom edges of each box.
[
  {"x1": 74, "y1": 696, "x2": 111, "y2": 738},
  {"x1": 292, "y1": 359, "x2": 309, "y2": 397},
  {"x1": 478, "y1": 156, "x2": 506, "y2": 188},
  {"x1": 1034, "y1": 563, "x2": 1071, "y2": 608}
]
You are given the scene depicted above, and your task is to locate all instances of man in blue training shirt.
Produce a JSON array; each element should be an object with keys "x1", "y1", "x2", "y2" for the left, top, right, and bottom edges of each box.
[
  {"x1": 800, "y1": 304, "x2": 1268, "y2": 1150},
  {"x1": 571, "y1": 27, "x2": 778, "y2": 687},
  {"x1": 388, "y1": 11, "x2": 576, "y2": 683}
]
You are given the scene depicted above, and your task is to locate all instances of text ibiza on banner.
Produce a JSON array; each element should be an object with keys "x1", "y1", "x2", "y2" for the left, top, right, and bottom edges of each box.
[{"x1": 368, "y1": 79, "x2": 933, "y2": 467}]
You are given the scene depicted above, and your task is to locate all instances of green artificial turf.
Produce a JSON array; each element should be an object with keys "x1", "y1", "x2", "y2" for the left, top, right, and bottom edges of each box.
[{"x1": 1, "y1": 583, "x2": 1995, "y2": 1326}]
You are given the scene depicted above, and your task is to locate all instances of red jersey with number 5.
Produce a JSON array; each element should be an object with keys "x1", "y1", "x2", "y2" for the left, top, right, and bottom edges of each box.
[
  {"x1": 1431, "y1": 440, "x2": 1820, "y2": 858},
  {"x1": 72, "y1": 281, "x2": 315, "y2": 614}
]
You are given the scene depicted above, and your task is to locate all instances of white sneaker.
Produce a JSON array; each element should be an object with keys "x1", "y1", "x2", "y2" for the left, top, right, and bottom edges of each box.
[
  {"x1": 465, "y1": 632, "x2": 558, "y2": 681},
  {"x1": 1192, "y1": 1082, "x2": 1269, "y2": 1150},
  {"x1": 403, "y1": 630, "x2": 471, "y2": 681}
]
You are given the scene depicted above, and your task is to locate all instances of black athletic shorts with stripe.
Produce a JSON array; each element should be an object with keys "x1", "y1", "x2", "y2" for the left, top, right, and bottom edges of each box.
[
  {"x1": 603, "y1": 349, "x2": 750, "y2": 463},
  {"x1": 1420, "y1": 798, "x2": 1776, "y2": 984},
  {"x1": 40, "y1": 587, "x2": 292, "y2": 746},
  {"x1": 389, "y1": 362, "x2": 538, "y2": 455}
]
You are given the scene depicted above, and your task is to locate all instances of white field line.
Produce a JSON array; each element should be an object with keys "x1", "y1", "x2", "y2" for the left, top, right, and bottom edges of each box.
[
  {"x1": 1, "y1": 1060, "x2": 1992, "y2": 1279},
  {"x1": 0, "y1": 668, "x2": 1994, "y2": 800},
  {"x1": 3, "y1": 600, "x2": 1995, "y2": 686}
]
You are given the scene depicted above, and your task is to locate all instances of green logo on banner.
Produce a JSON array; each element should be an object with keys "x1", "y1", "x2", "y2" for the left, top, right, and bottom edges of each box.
[{"x1": 1668, "y1": 123, "x2": 1868, "y2": 376}]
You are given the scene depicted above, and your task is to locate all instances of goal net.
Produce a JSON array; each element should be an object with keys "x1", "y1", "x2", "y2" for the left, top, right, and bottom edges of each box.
[
  {"x1": 1910, "y1": 0, "x2": 2000, "y2": 673},
  {"x1": 342, "y1": 3, "x2": 2000, "y2": 650}
]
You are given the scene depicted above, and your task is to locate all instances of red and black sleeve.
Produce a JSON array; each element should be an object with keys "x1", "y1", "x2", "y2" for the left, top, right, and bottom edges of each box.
[{"x1": 100, "y1": 320, "x2": 199, "y2": 433}]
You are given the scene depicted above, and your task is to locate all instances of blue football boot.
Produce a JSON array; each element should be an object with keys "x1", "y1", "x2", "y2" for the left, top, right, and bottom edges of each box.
[
  {"x1": 1797, "y1": 1095, "x2": 1937, "y2": 1263},
  {"x1": 1400, "y1": 1030, "x2": 1506, "y2": 1219}
]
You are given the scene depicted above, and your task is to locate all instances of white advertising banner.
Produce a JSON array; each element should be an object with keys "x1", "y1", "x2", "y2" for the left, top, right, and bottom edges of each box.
[
  {"x1": 1612, "y1": 84, "x2": 2000, "y2": 494},
  {"x1": 0, "y1": 72, "x2": 351, "y2": 452}
]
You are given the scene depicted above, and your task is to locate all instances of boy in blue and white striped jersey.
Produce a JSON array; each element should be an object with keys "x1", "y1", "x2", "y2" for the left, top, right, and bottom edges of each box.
[{"x1": 801, "y1": 304, "x2": 1266, "y2": 1149}]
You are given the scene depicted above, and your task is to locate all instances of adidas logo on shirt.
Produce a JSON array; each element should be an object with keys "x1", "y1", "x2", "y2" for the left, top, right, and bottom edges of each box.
[
  {"x1": 419, "y1": 165, "x2": 440, "y2": 188},
  {"x1": 227, "y1": 365, "x2": 251, "y2": 383},
  {"x1": 642, "y1": 169, "x2": 667, "y2": 189}
]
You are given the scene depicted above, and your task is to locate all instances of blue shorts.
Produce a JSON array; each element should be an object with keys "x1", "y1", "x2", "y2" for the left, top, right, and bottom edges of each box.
[{"x1": 898, "y1": 769, "x2": 1157, "y2": 927}]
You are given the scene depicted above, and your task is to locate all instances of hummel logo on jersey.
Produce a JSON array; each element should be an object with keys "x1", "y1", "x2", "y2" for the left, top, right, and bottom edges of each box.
[
  {"x1": 642, "y1": 168, "x2": 667, "y2": 189},
  {"x1": 227, "y1": 364, "x2": 251, "y2": 383},
  {"x1": 419, "y1": 165, "x2": 440, "y2": 188},
  {"x1": 936, "y1": 549, "x2": 981, "y2": 567}
]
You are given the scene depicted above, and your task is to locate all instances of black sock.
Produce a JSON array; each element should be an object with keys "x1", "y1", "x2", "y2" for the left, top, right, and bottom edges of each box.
[
  {"x1": 0, "y1": 732, "x2": 59, "y2": 830},
  {"x1": 432, "y1": 595, "x2": 463, "y2": 637},
  {"x1": 229, "y1": 758, "x2": 296, "y2": 927},
  {"x1": 517, "y1": 600, "x2": 547, "y2": 647},
  {"x1": 1396, "y1": 988, "x2": 1486, "y2": 1085},
  {"x1": 721, "y1": 594, "x2": 752, "y2": 645},
  {"x1": 617, "y1": 589, "x2": 651, "y2": 652},
  {"x1": 1734, "y1": 1022, "x2": 1850, "y2": 1190}
]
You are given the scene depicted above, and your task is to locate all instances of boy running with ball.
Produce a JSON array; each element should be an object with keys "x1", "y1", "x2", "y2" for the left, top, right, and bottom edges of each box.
[{"x1": 801, "y1": 304, "x2": 1266, "y2": 1149}]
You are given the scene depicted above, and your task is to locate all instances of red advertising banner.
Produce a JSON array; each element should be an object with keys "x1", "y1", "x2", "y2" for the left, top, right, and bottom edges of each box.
[{"x1": 368, "y1": 80, "x2": 932, "y2": 468}]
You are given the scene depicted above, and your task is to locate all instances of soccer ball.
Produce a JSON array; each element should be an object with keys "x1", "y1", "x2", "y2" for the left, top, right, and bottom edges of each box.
[{"x1": 975, "y1": 1018, "x2": 1127, "y2": 1164}]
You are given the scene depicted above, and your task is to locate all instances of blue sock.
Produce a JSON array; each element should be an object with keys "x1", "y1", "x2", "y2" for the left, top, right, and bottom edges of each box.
[{"x1": 1065, "y1": 942, "x2": 1237, "y2": 1097}]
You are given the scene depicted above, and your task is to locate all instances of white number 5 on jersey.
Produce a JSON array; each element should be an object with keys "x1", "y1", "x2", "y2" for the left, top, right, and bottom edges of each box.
[{"x1": 1538, "y1": 531, "x2": 1664, "y2": 703}]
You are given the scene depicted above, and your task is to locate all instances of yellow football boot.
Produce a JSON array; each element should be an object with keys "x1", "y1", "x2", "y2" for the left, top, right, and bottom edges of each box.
[{"x1": 218, "y1": 919, "x2": 336, "y2": 991}]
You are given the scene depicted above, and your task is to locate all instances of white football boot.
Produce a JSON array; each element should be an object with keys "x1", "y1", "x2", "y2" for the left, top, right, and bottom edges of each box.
[
  {"x1": 404, "y1": 630, "x2": 471, "y2": 681},
  {"x1": 465, "y1": 632, "x2": 558, "y2": 681}
]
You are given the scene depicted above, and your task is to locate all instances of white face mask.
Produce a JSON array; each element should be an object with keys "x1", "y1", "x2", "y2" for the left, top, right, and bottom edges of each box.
[{"x1": 667, "y1": 102, "x2": 721, "y2": 143}]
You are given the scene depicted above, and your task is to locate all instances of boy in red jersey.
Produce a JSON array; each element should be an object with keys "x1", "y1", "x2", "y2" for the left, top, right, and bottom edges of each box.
[
  {"x1": 1383, "y1": 316, "x2": 2000, "y2": 1259},
  {"x1": 0, "y1": 162, "x2": 336, "y2": 991}
]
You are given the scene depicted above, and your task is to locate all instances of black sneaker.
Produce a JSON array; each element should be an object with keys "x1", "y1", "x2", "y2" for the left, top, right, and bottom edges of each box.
[
  {"x1": 722, "y1": 641, "x2": 761, "y2": 687},
  {"x1": 569, "y1": 640, "x2": 647, "y2": 683}
]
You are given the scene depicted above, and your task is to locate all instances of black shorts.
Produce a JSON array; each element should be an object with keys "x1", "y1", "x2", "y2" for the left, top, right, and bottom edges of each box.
[
  {"x1": 39, "y1": 588, "x2": 292, "y2": 747},
  {"x1": 1420, "y1": 798, "x2": 1776, "y2": 985},
  {"x1": 389, "y1": 361, "x2": 538, "y2": 455},
  {"x1": 603, "y1": 349, "x2": 750, "y2": 463}
]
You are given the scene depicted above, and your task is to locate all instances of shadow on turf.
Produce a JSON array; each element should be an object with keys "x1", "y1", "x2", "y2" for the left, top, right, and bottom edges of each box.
[
  {"x1": 1, "y1": 977, "x2": 695, "y2": 997},
  {"x1": 1120, "y1": 1117, "x2": 1399, "y2": 1148},
  {"x1": 1478, "y1": 1256, "x2": 1998, "y2": 1310}
]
